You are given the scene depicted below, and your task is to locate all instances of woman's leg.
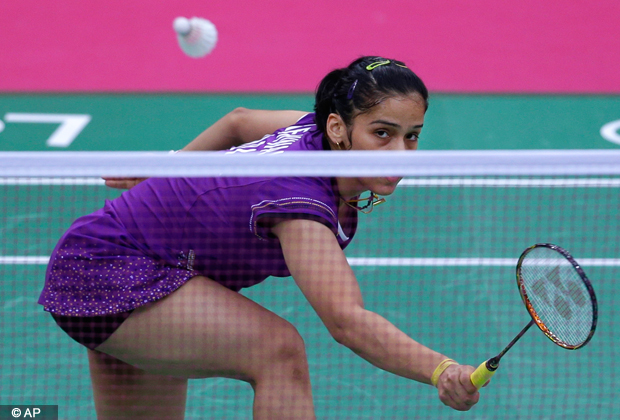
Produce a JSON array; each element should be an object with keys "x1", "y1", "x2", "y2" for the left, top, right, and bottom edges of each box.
[
  {"x1": 92, "y1": 276, "x2": 315, "y2": 420},
  {"x1": 87, "y1": 349, "x2": 188, "y2": 420}
]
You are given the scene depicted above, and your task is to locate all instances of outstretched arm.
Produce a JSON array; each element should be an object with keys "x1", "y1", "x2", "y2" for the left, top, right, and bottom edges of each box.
[
  {"x1": 273, "y1": 218, "x2": 481, "y2": 411},
  {"x1": 182, "y1": 108, "x2": 307, "y2": 151},
  {"x1": 104, "y1": 108, "x2": 307, "y2": 189}
]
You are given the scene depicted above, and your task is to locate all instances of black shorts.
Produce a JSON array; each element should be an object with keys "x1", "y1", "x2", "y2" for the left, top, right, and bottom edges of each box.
[{"x1": 51, "y1": 311, "x2": 134, "y2": 350}]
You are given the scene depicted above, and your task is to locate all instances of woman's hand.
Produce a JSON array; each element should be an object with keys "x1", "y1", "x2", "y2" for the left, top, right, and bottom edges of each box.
[
  {"x1": 435, "y1": 363, "x2": 482, "y2": 411},
  {"x1": 102, "y1": 177, "x2": 146, "y2": 190}
]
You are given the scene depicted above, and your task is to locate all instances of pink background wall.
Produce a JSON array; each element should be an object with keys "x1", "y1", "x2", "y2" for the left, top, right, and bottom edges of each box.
[{"x1": 1, "y1": 0, "x2": 619, "y2": 93}]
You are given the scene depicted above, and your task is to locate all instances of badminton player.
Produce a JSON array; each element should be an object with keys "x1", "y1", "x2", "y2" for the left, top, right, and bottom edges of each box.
[{"x1": 39, "y1": 56, "x2": 481, "y2": 420}]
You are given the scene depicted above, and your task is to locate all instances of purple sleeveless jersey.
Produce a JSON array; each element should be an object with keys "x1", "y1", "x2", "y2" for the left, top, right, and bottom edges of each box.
[{"x1": 38, "y1": 114, "x2": 358, "y2": 316}]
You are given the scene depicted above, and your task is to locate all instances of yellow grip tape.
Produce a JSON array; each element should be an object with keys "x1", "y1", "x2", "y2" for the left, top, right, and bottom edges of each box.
[{"x1": 470, "y1": 360, "x2": 496, "y2": 389}]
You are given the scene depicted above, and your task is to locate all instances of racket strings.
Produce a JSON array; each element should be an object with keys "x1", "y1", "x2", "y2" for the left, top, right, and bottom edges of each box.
[{"x1": 520, "y1": 248, "x2": 594, "y2": 347}]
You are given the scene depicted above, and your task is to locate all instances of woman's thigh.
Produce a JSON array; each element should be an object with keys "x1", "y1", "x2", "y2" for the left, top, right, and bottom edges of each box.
[{"x1": 95, "y1": 276, "x2": 304, "y2": 380}]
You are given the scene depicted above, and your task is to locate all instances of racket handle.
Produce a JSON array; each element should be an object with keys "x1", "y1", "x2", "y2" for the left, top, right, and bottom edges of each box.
[{"x1": 470, "y1": 358, "x2": 499, "y2": 389}]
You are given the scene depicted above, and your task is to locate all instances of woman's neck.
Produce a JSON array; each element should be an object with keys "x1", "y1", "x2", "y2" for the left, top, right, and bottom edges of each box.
[{"x1": 335, "y1": 177, "x2": 366, "y2": 201}]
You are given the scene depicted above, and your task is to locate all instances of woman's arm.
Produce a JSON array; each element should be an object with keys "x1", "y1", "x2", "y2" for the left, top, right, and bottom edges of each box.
[
  {"x1": 273, "y1": 218, "x2": 481, "y2": 411},
  {"x1": 104, "y1": 108, "x2": 308, "y2": 189},
  {"x1": 181, "y1": 108, "x2": 308, "y2": 151}
]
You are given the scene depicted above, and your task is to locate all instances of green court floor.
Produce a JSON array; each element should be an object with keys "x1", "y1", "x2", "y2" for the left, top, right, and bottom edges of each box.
[{"x1": 1, "y1": 94, "x2": 619, "y2": 419}]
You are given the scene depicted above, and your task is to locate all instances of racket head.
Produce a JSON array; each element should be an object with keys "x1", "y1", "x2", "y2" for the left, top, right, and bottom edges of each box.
[{"x1": 516, "y1": 243, "x2": 598, "y2": 350}]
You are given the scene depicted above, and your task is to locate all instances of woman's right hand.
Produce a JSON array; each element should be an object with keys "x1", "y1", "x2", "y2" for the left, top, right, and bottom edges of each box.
[
  {"x1": 102, "y1": 177, "x2": 146, "y2": 190},
  {"x1": 435, "y1": 363, "x2": 481, "y2": 411}
]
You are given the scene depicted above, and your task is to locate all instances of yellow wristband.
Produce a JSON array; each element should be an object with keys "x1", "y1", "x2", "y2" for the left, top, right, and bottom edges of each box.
[{"x1": 431, "y1": 358, "x2": 458, "y2": 387}]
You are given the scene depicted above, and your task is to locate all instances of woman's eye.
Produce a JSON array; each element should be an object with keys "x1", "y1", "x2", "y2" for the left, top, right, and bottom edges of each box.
[
  {"x1": 376, "y1": 130, "x2": 389, "y2": 138},
  {"x1": 407, "y1": 133, "x2": 420, "y2": 141}
]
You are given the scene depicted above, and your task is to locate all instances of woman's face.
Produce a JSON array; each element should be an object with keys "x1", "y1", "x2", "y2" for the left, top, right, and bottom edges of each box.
[{"x1": 335, "y1": 92, "x2": 426, "y2": 198}]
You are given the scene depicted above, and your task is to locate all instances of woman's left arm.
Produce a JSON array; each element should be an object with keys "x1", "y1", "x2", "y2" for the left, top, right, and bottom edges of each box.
[
  {"x1": 273, "y1": 218, "x2": 481, "y2": 411},
  {"x1": 181, "y1": 108, "x2": 307, "y2": 151},
  {"x1": 104, "y1": 108, "x2": 307, "y2": 189}
]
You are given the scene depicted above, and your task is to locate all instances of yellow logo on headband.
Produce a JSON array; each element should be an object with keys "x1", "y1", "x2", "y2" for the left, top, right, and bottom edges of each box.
[
  {"x1": 365, "y1": 60, "x2": 408, "y2": 71},
  {"x1": 366, "y1": 60, "x2": 391, "y2": 70}
]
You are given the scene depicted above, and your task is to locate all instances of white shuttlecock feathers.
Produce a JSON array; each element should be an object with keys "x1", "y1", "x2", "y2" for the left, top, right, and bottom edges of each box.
[{"x1": 173, "y1": 16, "x2": 218, "y2": 58}]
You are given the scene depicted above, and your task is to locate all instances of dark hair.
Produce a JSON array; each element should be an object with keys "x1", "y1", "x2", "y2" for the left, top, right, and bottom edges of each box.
[{"x1": 314, "y1": 56, "x2": 429, "y2": 136}]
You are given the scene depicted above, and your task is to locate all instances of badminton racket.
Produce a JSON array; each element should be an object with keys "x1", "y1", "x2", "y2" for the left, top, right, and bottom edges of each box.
[{"x1": 470, "y1": 243, "x2": 598, "y2": 389}]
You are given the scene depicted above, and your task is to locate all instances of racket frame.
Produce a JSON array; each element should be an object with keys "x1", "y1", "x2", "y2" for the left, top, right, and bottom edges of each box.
[{"x1": 516, "y1": 243, "x2": 598, "y2": 350}]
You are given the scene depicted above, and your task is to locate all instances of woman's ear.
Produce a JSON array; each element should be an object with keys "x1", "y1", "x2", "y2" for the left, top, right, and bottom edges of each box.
[{"x1": 325, "y1": 113, "x2": 349, "y2": 150}]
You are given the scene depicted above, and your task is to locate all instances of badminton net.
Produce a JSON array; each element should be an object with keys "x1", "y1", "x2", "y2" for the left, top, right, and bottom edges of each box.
[{"x1": 0, "y1": 150, "x2": 618, "y2": 419}]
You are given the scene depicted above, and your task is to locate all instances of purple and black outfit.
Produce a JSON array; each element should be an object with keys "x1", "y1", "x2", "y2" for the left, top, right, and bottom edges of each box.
[{"x1": 38, "y1": 113, "x2": 357, "y2": 349}]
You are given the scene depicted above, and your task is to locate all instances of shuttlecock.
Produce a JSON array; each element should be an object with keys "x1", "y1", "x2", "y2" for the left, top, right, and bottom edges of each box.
[{"x1": 173, "y1": 16, "x2": 218, "y2": 58}]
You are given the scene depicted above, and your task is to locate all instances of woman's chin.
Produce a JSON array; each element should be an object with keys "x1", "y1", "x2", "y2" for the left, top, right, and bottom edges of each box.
[
  {"x1": 373, "y1": 181, "x2": 400, "y2": 196},
  {"x1": 385, "y1": 176, "x2": 402, "y2": 184}
]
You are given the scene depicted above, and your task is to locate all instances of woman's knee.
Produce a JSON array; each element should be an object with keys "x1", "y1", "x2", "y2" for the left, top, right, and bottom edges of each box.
[
  {"x1": 254, "y1": 321, "x2": 310, "y2": 381},
  {"x1": 270, "y1": 319, "x2": 306, "y2": 356}
]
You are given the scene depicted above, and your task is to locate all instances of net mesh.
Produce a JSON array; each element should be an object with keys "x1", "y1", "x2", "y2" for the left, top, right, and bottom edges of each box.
[
  {"x1": 1, "y1": 151, "x2": 619, "y2": 419},
  {"x1": 519, "y1": 246, "x2": 595, "y2": 347}
]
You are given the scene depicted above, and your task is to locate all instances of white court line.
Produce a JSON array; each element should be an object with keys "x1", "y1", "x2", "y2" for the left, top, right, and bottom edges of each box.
[
  {"x1": 347, "y1": 258, "x2": 620, "y2": 266},
  {"x1": 348, "y1": 258, "x2": 517, "y2": 266},
  {"x1": 399, "y1": 178, "x2": 620, "y2": 187},
  {"x1": 0, "y1": 177, "x2": 104, "y2": 185},
  {"x1": 0, "y1": 256, "x2": 51, "y2": 264},
  {"x1": 2, "y1": 256, "x2": 619, "y2": 266}
]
